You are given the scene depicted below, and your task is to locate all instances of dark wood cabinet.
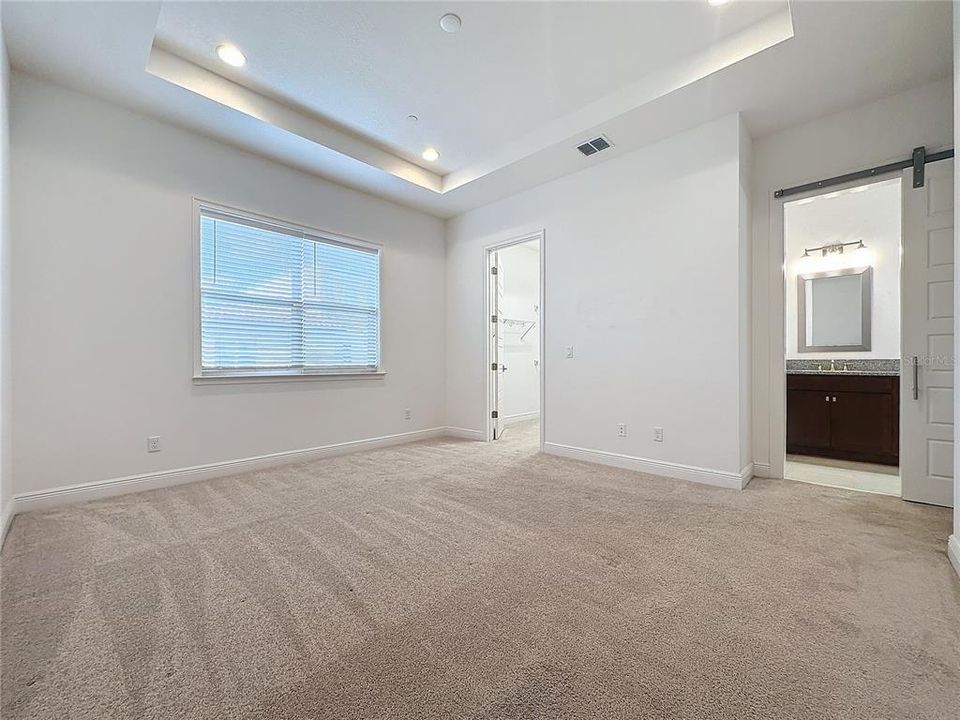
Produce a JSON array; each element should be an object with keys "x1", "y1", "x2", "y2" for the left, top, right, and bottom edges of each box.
[
  {"x1": 786, "y1": 374, "x2": 899, "y2": 465},
  {"x1": 786, "y1": 389, "x2": 832, "y2": 451}
]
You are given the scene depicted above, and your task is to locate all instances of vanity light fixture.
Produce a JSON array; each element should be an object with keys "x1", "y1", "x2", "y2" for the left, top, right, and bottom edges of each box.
[
  {"x1": 216, "y1": 43, "x2": 246, "y2": 67},
  {"x1": 802, "y1": 240, "x2": 867, "y2": 258}
]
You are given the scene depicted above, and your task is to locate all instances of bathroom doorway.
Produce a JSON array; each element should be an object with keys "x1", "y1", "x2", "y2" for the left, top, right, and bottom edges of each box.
[
  {"x1": 782, "y1": 177, "x2": 903, "y2": 496},
  {"x1": 778, "y1": 159, "x2": 955, "y2": 506}
]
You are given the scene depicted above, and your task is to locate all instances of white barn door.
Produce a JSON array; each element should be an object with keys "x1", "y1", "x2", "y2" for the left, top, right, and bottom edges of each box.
[{"x1": 901, "y1": 160, "x2": 954, "y2": 506}]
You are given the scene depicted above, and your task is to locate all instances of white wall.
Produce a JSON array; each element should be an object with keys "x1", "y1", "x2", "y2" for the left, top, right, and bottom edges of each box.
[
  {"x1": 739, "y1": 120, "x2": 752, "y2": 474},
  {"x1": 447, "y1": 113, "x2": 751, "y2": 483},
  {"x1": 751, "y1": 78, "x2": 954, "y2": 477},
  {"x1": 0, "y1": 19, "x2": 10, "y2": 533},
  {"x1": 784, "y1": 178, "x2": 901, "y2": 359},
  {"x1": 9, "y1": 73, "x2": 446, "y2": 496},
  {"x1": 497, "y1": 241, "x2": 540, "y2": 421}
]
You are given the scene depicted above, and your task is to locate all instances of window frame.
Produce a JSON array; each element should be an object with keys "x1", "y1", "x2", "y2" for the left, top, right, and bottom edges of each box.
[{"x1": 192, "y1": 198, "x2": 385, "y2": 383}]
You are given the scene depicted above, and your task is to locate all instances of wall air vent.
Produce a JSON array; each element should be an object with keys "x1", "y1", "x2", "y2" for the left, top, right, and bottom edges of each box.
[{"x1": 576, "y1": 135, "x2": 613, "y2": 157}]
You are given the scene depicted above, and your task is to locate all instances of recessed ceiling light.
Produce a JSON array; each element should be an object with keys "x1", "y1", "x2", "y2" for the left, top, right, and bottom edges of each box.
[
  {"x1": 421, "y1": 147, "x2": 440, "y2": 162},
  {"x1": 708, "y1": 0, "x2": 732, "y2": 6},
  {"x1": 216, "y1": 43, "x2": 246, "y2": 68},
  {"x1": 439, "y1": 13, "x2": 462, "y2": 33}
]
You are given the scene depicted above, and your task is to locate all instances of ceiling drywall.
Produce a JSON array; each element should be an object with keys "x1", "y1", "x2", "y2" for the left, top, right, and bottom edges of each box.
[
  {"x1": 154, "y1": 1, "x2": 787, "y2": 175},
  {"x1": 1, "y1": 1, "x2": 953, "y2": 218}
]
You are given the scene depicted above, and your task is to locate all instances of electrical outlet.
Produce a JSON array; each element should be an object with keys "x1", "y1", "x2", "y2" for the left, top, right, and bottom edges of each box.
[
  {"x1": 404, "y1": 408, "x2": 412, "y2": 421},
  {"x1": 653, "y1": 427, "x2": 663, "y2": 443},
  {"x1": 147, "y1": 436, "x2": 161, "y2": 453},
  {"x1": 565, "y1": 346, "x2": 575, "y2": 359},
  {"x1": 617, "y1": 423, "x2": 626, "y2": 438}
]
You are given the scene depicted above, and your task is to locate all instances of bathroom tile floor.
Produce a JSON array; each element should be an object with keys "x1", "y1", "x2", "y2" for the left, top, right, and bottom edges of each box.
[{"x1": 785, "y1": 455, "x2": 900, "y2": 496}]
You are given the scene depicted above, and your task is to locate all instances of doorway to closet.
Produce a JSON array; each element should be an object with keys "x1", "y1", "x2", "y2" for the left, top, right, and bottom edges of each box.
[{"x1": 485, "y1": 232, "x2": 543, "y2": 445}]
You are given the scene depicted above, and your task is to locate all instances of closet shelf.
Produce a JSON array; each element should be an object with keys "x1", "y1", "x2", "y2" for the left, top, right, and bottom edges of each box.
[{"x1": 499, "y1": 317, "x2": 537, "y2": 342}]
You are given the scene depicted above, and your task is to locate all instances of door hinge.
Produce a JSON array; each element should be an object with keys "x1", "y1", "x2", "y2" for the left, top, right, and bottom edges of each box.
[
  {"x1": 492, "y1": 363, "x2": 498, "y2": 371},
  {"x1": 491, "y1": 410, "x2": 498, "y2": 419},
  {"x1": 491, "y1": 314, "x2": 497, "y2": 323},
  {"x1": 490, "y1": 266, "x2": 498, "y2": 275}
]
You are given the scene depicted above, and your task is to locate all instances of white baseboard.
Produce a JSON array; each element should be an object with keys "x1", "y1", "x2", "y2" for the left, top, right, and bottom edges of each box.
[
  {"x1": 543, "y1": 442, "x2": 752, "y2": 490},
  {"x1": 0, "y1": 499, "x2": 14, "y2": 548},
  {"x1": 443, "y1": 426, "x2": 485, "y2": 441},
  {"x1": 949, "y1": 535, "x2": 960, "y2": 580},
  {"x1": 9, "y1": 426, "x2": 449, "y2": 518},
  {"x1": 503, "y1": 411, "x2": 540, "y2": 426}
]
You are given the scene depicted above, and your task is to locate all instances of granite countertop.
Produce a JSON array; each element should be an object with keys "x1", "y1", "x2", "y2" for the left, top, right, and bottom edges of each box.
[{"x1": 786, "y1": 359, "x2": 900, "y2": 377}]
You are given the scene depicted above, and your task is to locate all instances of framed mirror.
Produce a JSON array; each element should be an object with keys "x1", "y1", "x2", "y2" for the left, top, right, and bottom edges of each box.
[{"x1": 797, "y1": 266, "x2": 872, "y2": 352}]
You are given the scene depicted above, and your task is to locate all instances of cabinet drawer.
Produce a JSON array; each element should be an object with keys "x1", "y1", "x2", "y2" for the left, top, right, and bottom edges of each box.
[{"x1": 787, "y1": 374, "x2": 898, "y2": 394}]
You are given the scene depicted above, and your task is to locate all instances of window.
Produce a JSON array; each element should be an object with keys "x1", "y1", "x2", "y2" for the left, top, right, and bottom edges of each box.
[{"x1": 196, "y1": 203, "x2": 381, "y2": 378}]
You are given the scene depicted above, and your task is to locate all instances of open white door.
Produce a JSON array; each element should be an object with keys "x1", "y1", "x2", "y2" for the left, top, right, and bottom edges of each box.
[
  {"x1": 901, "y1": 160, "x2": 954, "y2": 506},
  {"x1": 489, "y1": 252, "x2": 507, "y2": 440}
]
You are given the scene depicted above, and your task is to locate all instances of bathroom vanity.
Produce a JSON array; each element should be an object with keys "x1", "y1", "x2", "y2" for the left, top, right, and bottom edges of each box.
[{"x1": 786, "y1": 363, "x2": 899, "y2": 465}]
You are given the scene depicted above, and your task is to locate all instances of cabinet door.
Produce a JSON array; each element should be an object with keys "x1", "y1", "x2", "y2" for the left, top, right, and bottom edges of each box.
[
  {"x1": 830, "y1": 391, "x2": 896, "y2": 458},
  {"x1": 787, "y1": 389, "x2": 832, "y2": 451}
]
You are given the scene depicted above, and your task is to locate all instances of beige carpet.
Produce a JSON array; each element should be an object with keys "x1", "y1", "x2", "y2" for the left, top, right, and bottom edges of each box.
[{"x1": 2, "y1": 420, "x2": 958, "y2": 719}]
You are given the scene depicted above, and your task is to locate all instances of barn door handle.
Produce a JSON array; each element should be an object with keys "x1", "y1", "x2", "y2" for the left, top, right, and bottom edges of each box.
[{"x1": 912, "y1": 356, "x2": 919, "y2": 400}]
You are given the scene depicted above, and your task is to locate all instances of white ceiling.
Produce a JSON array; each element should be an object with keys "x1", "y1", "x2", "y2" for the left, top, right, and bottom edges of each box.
[
  {"x1": 155, "y1": 1, "x2": 786, "y2": 174},
  {"x1": 2, "y1": 2, "x2": 953, "y2": 218}
]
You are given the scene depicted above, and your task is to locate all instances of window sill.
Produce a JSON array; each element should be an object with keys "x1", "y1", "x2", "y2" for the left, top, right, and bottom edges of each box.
[{"x1": 193, "y1": 370, "x2": 386, "y2": 385}]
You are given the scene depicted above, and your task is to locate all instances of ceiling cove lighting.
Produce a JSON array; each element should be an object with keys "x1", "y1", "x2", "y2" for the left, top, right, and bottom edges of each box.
[
  {"x1": 216, "y1": 43, "x2": 246, "y2": 67},
  {"x1": 421, "y1": 147, "x2": 440, "y2": 162}
]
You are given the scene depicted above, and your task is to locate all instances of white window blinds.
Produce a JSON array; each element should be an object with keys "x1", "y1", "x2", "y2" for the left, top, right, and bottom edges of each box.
[{"x1": 198, "y1": 207, "x2": 381, "y2": 376}]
